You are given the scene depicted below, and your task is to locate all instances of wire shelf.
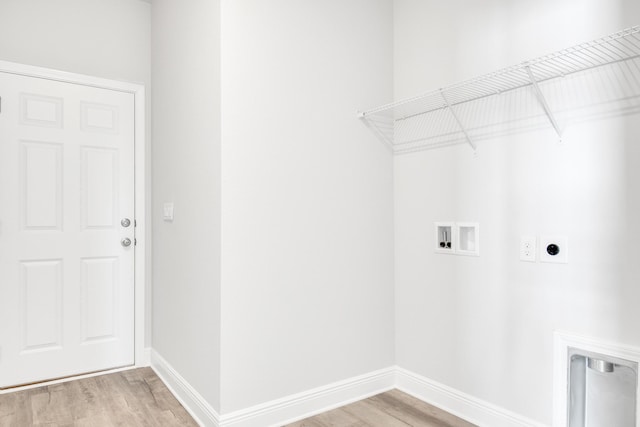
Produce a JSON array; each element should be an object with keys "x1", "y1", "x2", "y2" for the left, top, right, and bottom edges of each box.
[{"x1": 359, "y1": 25, "x2": 640, "y2": 154}]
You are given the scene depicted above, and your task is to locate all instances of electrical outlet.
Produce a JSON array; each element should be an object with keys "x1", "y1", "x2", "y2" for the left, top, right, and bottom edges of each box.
[
  {"x1": 520, "y1": 236, "x2": 537, "y2": 262},
  {"x1": 540, "y1": 236, "x2": 568, "y2": 263}
]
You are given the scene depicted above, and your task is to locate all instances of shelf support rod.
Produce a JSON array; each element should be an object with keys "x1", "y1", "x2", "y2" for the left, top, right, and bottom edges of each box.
[
  {"x1": 440, "y1": 89, "x2": 477, "y2": 151},
  {"x1": 525, "y1": 65, "x2": 562, "y2": 139}
]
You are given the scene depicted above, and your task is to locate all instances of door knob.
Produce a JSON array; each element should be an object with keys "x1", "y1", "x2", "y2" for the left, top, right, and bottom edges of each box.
[
  {"x1": 121, "y1": 218, "x2": 131, "y2": 227},
  {"x1": 121, "y1": 238, "x2": 132, "y2": 247}
]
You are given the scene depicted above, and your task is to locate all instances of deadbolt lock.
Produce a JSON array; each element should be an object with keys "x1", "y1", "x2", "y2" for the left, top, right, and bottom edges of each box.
[{"x1": 121, "y1": 218, "x2": 131, "y2": 228}]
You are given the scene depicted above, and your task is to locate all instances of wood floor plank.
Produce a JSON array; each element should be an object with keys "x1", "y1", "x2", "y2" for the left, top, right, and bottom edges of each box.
[
  {"x1": 289, "y1": 407, "x2": 368, "y2": 427},
  {"x1": 284, "y1": 389, "x2": 476, "y2": 427},
  {"x1": 0, "y1": 390, "x2": 16, "y2": 426},
  {"x1": 342, "y1": 399, "x2": 412, "y2": 426},
  {"x1": 74, "y1": 413, "x2": 117, "y2": 427},
  {"x1": 3, "y1": 370, "x2": 474, "y2": 427},
  {"x1": 10, "y1": 388, "x2": 34, "y2": 427},
  {"x1": 368, "y1": 390, "x2": 475, "y2": 427},
  {"x1": 0, "y1": 368, "x2": 197, "y2": 427}
]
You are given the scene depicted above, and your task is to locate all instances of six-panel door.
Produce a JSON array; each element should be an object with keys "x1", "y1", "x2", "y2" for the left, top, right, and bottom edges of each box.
[{"x1": 0, "y1": 72, "x2": 135, "y2": 388}]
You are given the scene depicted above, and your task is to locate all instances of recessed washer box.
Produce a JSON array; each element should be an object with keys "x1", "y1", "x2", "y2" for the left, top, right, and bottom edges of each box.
[
  {"x1": 434, "y1": 222, "x2": 480, "y2": 256},
  {"x1": 435, "y1": 222, "x2": 455, "y2": 254}
]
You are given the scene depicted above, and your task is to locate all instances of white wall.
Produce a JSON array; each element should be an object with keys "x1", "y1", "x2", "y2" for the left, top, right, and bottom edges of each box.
[
  {"x1": 8, "y1": 2, "x2": 637, "y2": 423},
  {"x1": 0, "y1": 0, "x2": 150, "y2": 84},
  {"x1": 151, "y1": 0, "x2": 222, "y2": 411},
  {"x1": 0, "y1": 0, "x2": 152, "y2": 345},
  {"x1": 394, "y1": 0, "x2": 640, "y2": 424},
  {"x1": 220, "y1": 0, "x2": 395, "y2": 413}
]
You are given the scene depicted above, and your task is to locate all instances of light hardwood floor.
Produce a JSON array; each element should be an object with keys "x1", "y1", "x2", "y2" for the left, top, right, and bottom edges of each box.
[
  {"x1": 284, "y1": 389, "x2": 476, "y2": 427},
  {"x1": 0, "y1": 369, "x2": 475, "y2": 427},
  {"x1": 0, "y1": 367, "x2": 197, "y2": 427}
]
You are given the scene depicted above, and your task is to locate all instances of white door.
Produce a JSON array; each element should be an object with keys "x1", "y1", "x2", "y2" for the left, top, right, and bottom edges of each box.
[{"x1": 0, "y1": 71, "x2": 135, "y2": 388}]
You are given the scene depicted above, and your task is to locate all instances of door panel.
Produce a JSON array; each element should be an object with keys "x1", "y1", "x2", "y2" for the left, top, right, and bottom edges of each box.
[
  {"x1": 20, "y1": 93, "x2": 63, "y2": 128},
  {"x1": 81, "y1": 256, "x2": 118, "y2": 343},
  {"x1": 21, "y1": 141, "x2": 63, "y2": 230},
  {"x1": 0, "y1": 71, "x2": 135, "y2": 388},
  {"x1": 82, "y1": 147, "x2": 118, "y2": 229},
  {"x1": 21, "y1": 259, "x2": 63, "y2": 352}
]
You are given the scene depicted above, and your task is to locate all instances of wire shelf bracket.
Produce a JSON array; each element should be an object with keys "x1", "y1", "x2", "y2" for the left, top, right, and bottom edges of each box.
[
  {"x1": 525, "y1": 65, "x2": 562, "y2": 140},
  {"x1": 440, "y1": 88, "x2": 477, "y2": 151},
  {"x1": 359, "y1": 25, "x2": 640, "y2": 154}
]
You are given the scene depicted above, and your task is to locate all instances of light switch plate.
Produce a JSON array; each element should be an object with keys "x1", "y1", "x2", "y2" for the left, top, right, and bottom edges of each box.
[
  {"x1": 540, "y1": 235, "x2": 568, "y2": 263},
  {"x1": 163, "y1": 202, "x2": 174, "y2": 221}
]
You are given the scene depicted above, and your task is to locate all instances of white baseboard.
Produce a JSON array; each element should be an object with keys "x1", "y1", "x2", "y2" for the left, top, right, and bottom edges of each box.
[
  {"x1": 395, "y1": 367, "x2": 547, "y2": 427},
  {"x1": 150, "y1": 350, "x2": 220, "y2": 427},
  {"x1": 149, "y1": 353, "x2": 548, "y2": 427},
  {"x1": 220, "y1": 367, "x2": 396, "y2": 427}
]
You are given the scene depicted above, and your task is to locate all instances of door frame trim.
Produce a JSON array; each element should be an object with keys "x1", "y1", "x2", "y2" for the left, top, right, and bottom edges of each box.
[{"x1": 0, "y1": 60, "x2": 148, "y2": 369}]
